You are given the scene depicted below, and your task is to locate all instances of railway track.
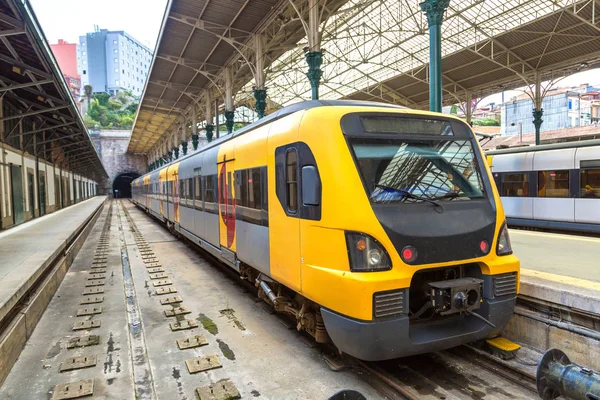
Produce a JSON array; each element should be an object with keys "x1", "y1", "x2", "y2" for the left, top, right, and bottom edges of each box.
[
  {"x1": 345, "y1": 346, "x2": 538, "y2": 400},
  {"x1": 130, "y1": 200, "x2": 544, "y2": 400}
]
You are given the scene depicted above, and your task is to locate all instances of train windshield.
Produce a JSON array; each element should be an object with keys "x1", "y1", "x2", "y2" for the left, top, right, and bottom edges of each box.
[{"x1": 350, "y1": 139, "x2": 485, "y2": 204}]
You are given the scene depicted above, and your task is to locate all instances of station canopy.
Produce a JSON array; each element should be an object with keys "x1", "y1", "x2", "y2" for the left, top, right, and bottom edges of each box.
[
  {"x1": 130, "y1": 0, "x2": 600, "y2": 154},
  {"x1": 0, "y1": 0, "x2": 107, "y2": 181}
]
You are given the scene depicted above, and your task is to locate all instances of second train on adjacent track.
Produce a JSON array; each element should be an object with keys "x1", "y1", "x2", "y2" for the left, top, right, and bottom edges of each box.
[{"x1": 131, "y1": 100, "x2": 520, "y2": 361}]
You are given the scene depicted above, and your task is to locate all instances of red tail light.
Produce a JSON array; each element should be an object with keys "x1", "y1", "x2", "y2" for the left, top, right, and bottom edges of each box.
[
  {"x1": 401, "y1": 246, "x2": 417, "y2": 263},
  {"x1": 480, "y1": 239, "x2": 490, "y2": 254}
]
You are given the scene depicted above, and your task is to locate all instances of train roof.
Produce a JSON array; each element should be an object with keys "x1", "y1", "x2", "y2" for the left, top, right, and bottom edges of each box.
[
  {"x1": 134, "y1": 99, "x2": 475, "y2": 183},
  {"x1": 486, "y1": 138, "x2": 600, "y2": 156},
  {"x1": 135, "y1": 100, "x2": 412, "y2": 181}
]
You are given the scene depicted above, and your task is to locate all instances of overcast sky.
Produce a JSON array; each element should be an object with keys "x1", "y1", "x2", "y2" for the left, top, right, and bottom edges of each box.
[{"x1": 29, "y1": 0, "x2": 168, "y2": 50}]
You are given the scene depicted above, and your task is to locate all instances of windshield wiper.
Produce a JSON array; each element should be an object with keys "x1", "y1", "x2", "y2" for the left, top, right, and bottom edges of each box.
[
  {"x1": 375, "y1": 184, "x2": 444, "y2": 212},
  {"x1": 431, "y1": 191, "x2": 461, "y2": 200}
]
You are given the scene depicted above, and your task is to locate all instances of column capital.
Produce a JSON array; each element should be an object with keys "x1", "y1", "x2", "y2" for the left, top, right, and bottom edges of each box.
[{"x1": 420, "y1": 0, "x2": 451, "y2": 26}]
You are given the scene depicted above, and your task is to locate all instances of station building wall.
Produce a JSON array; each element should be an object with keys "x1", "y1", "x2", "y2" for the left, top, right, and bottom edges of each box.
[{"x1": 0, "y1": 141, "x2": 99, "y2": 230}]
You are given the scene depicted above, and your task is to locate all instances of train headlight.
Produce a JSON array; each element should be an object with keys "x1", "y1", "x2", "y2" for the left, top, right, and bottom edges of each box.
[
  {"x1": 346, "y1": 232, "x2": 392, "y2": 272},
  {"x1": 496, "y1": 222, "x2": 513, "y2": 256}
]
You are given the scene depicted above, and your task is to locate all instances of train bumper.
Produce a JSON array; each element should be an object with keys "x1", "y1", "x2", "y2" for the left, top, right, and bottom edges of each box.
[{"x1": 321, "y1": 295, "x2": 516, "y2": 361}]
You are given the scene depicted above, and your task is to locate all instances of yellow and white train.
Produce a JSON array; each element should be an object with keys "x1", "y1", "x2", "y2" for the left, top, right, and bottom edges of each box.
[{"x1": 132, "y1": 100, "x2": 519, "y2": 361}]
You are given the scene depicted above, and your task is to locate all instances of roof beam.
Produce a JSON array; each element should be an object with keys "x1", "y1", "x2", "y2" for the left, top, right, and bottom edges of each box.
[
  {"x1": 0, "y1": 29, "x2": 25, "y2": 37},
  {"x1": 0, "y1": 10, "x2": 24, "y2": 29},
  {"x1": 0, "y1": 51, "x2": 52, "y2": 80},
  {"x1": 0, "y1": 78, "x2": 53, "y2": 92},
  {"x1": 0, "y1": 105, "x2": 69, "y2": 122}
]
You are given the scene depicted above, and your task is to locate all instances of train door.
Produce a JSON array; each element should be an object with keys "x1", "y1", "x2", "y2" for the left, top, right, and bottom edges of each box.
[
  {"x1": 218, "y1": 142, "x2": 236, "y2": 264},
  {"x1": 159, "y1": 168, "x2": 167, "y2": 218},
  {"x1": 10, "y1": 165, "x2": 24, "y2": 225},
  {"x1": 266, "y1": 112, "x2": 304, "y2": 292},
  {"x1": 170, "y1": 163, "x2": 180, "y2": 224}
]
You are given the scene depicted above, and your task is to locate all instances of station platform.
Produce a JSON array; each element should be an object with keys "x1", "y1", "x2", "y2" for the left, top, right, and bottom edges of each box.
[
  {"x1": 509, "y1": 229, "x2": 600, "y2": 315},
  {"x1": 0, "y1": 200, "x2": 379, "y2": 399},
  {"x1": 0, "y1": 197, "x2": 107, "y2": 326}
]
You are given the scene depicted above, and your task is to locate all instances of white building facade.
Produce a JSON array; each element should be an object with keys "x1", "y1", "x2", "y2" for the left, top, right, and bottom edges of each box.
[{"x1": 77, "y1": 28, "x2": 152, "y2": 96}]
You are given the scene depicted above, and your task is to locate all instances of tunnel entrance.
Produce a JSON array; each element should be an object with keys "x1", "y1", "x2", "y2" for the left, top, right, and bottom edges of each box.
[{"x1": 112, "y1": 172, "x2": 140, "y2": 199}]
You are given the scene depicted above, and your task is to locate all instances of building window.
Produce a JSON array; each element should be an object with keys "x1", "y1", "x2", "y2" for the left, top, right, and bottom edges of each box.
[
  {"x1": 115, "y1": 80, "x2": 120, "y2": 86},
  {"x1": 501, "y1": 173, "x2": 528, "y2": 197},
  {"x1": 581, "y1": 168, "x2": 600, "y2": 198},
  {"x1": 113, "y1": 40, "x2": 117, "y2": 44},
  {"x1": 538, "y1": 170, "x2": 569, "y2": 198},
  {"x1": 114, "y1": 58, "x2": 118, "y2": 63},
  {"x1": 114, "y1": 68, "x2": 118, "y2": 73},
  {"x1": 113, "y1": 49, "x2": 117, "y2": 53},
  {"x1": 82, "y1": 51, "x2": 86, "y2": 55},
  {"x1": 286, "y1": 150, "x2": 298, "y2": 212},
  {"x1": 83, "y1": 70, "x2": 86, "y2": 74}
]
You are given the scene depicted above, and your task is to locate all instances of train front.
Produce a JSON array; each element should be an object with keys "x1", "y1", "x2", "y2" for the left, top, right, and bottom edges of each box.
[{"x1": 311, "y1": 108, "x2": 520, "y2": 361}]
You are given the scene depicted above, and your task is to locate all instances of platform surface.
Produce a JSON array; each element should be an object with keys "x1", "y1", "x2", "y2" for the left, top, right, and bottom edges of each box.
[
  {"x1": 0, "y1": 197, "x2": 106, "y2": 323},
  {"x1": 1, "y1": 200, "x2": 381, "y2": 400},
  {"x1": 509, "y1": 229, "x2": 600, "y2": 283}
]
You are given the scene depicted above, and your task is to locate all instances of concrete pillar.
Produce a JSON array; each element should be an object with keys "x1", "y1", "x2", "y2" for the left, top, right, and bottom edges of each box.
[
  {"x1": 533, "y1": 71, "x2": 543, "y2": 146},
  {"x1": 224, "y1": 67, "x2": 235, "y2": 134},
  {"x1": 254, "y1": 34, "x2": 267, "y2": 119},
  {"x1": 420, "y1": 0, "x2": 450, "y2": 112},
  {"x1": 205, "y1": 92, "x2": 214, "y2": 143},
  {"x1": 305, "y1": 0, "x2": 323, "y2": 100}
]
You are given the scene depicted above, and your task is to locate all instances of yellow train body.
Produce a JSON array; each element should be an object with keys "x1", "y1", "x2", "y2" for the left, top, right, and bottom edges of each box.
[{"x1": 133, "y1": 100, "x2": 519, "y2": 360}]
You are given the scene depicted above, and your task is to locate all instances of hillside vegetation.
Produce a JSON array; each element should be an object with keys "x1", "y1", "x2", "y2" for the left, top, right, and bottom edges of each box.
[{"x1": 83, "y1": 90, "x2": 139, "y2": 129}]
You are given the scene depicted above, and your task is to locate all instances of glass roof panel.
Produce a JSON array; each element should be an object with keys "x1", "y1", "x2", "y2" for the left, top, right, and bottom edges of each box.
[{"x1": 247, "y1": 0, "x2": 568, "y2": 107}]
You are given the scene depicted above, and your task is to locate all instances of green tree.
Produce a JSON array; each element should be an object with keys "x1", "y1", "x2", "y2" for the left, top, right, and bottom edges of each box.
[
  {"x1": 95, "y1": 93, "x2": 110, "y2": 106},
  {"x1": 473, "y1": 117, "x2": 500, "y2": 126},
  {"x1": 107, "y1": 101, "x2": 123, "y2": 111},
  {"x1": 84, "y1": 91, "x2": 139, "y2": 130}
]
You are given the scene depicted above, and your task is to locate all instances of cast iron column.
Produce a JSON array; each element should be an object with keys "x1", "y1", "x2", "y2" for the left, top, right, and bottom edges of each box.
[
  {"x1": 206, "y1": 124, "x2": 214, "y2": 143},
  {"x1": 533, "y1": 71, "x2": 543, "y2": 145},
  {"x1": 225, "y1": 111, "x2": 235, "y2": 134},
  {"x1": 533, "y1": 110, "x2": 543, "y2": 145},
  {"x1": 420, "y1": 0, "x2": 450, "y2": 113},
  {"x1": 306, "y1": 52, "x2": 323, "y2": 100},
  {"x1": 254, "y1": 89, "x2": 267, "y2": 119}
]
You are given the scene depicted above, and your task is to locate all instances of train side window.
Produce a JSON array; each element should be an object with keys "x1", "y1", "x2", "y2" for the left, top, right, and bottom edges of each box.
[
  {"x1": 580, "y1": 168, "x2": 600, "y2": 198},
  {"x1": 251, "y1": 168, "x2": 261, "y2": 210},
  {"x1": 286, "y1": 150, "x2": 298, "y2": 213},
  {"x1": 204, "y1": 175, "x2": 216, "y2": 213},
  {"x1": 180, "y1": 180, "x2": 185, "y2": 201},
  {"x1": 238, "y1": 170, "x2": 248, "y2": 207},
  {"x1": 501, "y1": 173, "x2": 528, "y2": 197},
  {"x1": 194, "y1": 176, "x2": 201, "y2": 209},
  {"x1": 538, "y1": 170, "x2": 569, "y2": 198}
]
